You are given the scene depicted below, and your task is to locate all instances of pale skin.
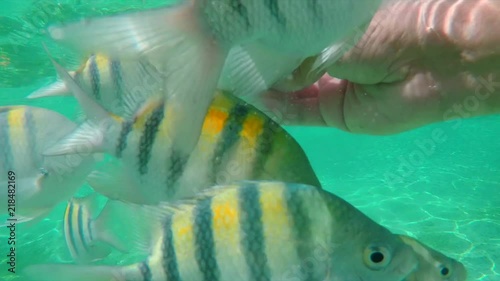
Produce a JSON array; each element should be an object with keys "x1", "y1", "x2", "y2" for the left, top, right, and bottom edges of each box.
[{"x1": 256, "y1": 0, "x2": 500, "y2": 135}]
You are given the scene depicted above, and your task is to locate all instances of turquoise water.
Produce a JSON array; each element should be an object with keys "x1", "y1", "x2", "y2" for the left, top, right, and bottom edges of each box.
[{"x1": 0, "y1": 1, "x2": 499, "y2": 280}]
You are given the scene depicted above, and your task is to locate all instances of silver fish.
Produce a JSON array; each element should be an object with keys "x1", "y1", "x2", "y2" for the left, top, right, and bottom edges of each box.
[
  {"x1": 23, "y1": 181, "x2": 418, "y2": 281},
  {"x1": 0, "y1": 106, "x2": 95, "y2": 225},
  {"x1": 46, "y1": 0, "x2": 385, "y2": 177}
]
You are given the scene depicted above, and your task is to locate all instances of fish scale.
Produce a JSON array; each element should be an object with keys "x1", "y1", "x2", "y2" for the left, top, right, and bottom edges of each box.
[
  {"x1": 138, "y1": 104, "x2": 165, "y2": 175},
  {"x1": 239, "y1": 183, "x2": 272, "y2": 280},
  {"x1": 163, "y1": 214, "x2": 181, "y2": 281},
  {"x1": 285, "y1": 186, "x2": 315, "y2": 281},
  {"x1": 193, "y1": 198, "x2": 220, "y2": 281}
]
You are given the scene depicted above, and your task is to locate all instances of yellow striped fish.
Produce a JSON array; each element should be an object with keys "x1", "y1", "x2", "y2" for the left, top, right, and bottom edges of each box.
[
  {"x1": 0, "y1": 106, "x2": 95, "y2": 225},
  {"x1": 42, "y1": 52, "x2": 320, "y2": 205},
  {"x1": 63, "y1": 193, "x2": 129, "y2": 263},
  {"x1": 400, "y1": 235, "x2": 467, "y2": 281},
  {"x1": 23, "y1": 181, "x2": 419, "y2": 281},
  {"x1": 28, "y1": 53, "x2": 161, "y2": 118}
]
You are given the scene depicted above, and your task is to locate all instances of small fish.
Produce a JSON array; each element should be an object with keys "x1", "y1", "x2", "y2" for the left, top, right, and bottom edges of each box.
[
  {"x1": 0, "y1": 106, "x2": 95, "y2": 225},
  {"x1": 63, "y1": 193, "x2": 129, "y2": 263},
  {"x1": 46, "y1": 0, "x2": 384, "y2": 178},
  {"x1": 23, "y1": 181, "x2": 418, "y2": 281},
  {"x1": 42, "y1": 52, "x2": 320, "y2": 205},
  {"x1": 400, "y1": 235, "x2": 467, "y2": 281}
]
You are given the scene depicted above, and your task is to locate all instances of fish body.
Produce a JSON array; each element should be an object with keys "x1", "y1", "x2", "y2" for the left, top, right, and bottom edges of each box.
[
  {"x1": 43, "y1": 55, "x2": 320, "y2": 205},
  {"x1": 400, "y1": 235, "x2": 467, "y2": 281},
  {"x1": 46, "y1": 0, "x2": 384, "y2": 176},
  {"x1": 63, "y1": 193, "x2": 129, "y2": 263},
  {"x1": 0, "y1": 106, "x2": 95, "y2": 224},
  {"x1": 23, "y1": 181, "x2": 418, "y2": 281}
]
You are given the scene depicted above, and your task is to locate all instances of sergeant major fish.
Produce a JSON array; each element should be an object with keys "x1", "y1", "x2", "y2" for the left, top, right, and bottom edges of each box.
[
  {"x1": 42, "y1": 50, "x2": 320, "y2": 205},
  {"x1": 0, "y1": 106, "x2": 95, "y2": 225},
  {"x1": 23, "y1": 181, "x2": 418, "y2": 281},
  {"x1": 63, "y1": 193, "x2": 129, "y2": 263},
  {"x1": 46, "y1": 0, "x2": 385, "y2": 181}
]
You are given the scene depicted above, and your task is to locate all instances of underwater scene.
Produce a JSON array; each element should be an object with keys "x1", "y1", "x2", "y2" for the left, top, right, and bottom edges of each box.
[{"x1": 0, "y1": 0, "x2": 499, "y2": 280}]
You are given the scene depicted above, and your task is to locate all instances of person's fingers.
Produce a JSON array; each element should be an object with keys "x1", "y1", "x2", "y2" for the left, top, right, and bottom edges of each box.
[
  {"x1": 325, "y1": 0, "x2": 415, "y2": 85},
  {"x1": 250, "y1": 77, "x2": 331, "y2": 126},
  {"x1": 271, "y1": 56, "x2": 328, "y2": 93},
  {"x1": 317, "y1": 77, "x2": 349, "y2": 131},
  {"x1": 319, "y1": 69, "x2": 500, "y2": 134}
]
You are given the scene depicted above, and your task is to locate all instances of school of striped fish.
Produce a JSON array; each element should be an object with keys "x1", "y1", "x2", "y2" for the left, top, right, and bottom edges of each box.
[{"x1": 0, "y1": 0, "x2": 468, "y2": 280}]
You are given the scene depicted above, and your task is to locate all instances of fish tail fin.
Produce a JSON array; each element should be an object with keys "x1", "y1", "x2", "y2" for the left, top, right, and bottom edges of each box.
[
  {"x1": 22, "y1": 263, "x2": 142, "y2": 281},
  {"x1": 47, "y1": 3, "x2": 226, "y2": 158},
  {"x1": 41, "y1": 45, "x2": 123, "y2": 157},
  {"x1": 92, "y1": 199, "x2": 164, "y2": 257},
  {"x1": 27, "y1": 72, "x2": 75, "y2": 99},
  {"x1": 91, "y1": 199, "x2": 130, "y2": 254}
]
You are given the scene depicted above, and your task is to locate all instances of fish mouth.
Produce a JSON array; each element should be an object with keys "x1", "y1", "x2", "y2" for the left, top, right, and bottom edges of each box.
[{"x1": 395, "y1": 253, "x2": 419, "y2": 281}]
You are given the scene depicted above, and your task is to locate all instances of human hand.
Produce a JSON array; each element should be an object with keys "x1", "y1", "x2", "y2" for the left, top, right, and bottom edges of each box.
[{"x1": 256, "y1": 0, "x2": 500, "y2": 135}]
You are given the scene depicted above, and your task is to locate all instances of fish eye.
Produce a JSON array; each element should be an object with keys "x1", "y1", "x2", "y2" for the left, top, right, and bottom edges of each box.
[
  {"x1": 438, "y1": 264, "x2": 451, "y2": 277},
  {"x1": 363, "y1": 245, "x2": 391, "y2": 270}
]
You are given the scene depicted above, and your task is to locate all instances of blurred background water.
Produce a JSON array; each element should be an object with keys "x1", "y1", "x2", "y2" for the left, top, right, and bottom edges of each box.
[{"x1": 0, "y1": 1, "x2": 499, "y2": 280}]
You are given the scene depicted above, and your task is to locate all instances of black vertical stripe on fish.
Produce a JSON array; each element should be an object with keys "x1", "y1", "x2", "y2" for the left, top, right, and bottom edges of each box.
[
  {"x1": 87, "y1": 213, "x2": 94, "y2": 241},
  {"x1": 264, "y1": 0, "x2": 286, "y2": 25},
  {"x1": 165, "y1": 149, "x2": 188, "y2": 198},
  {"x1": 250, "y1": 118, "x2": 277, "y2": 179},
  {"x1": 77, "y1": 205, "x2": 90, "y2": 253},
  {"x1": 138, "y1": 261, "x2": 152, "y2": 281},
  {"x1": 193, "y1": 197, "x2": 220, "y2": 281},
  {"x1": 24, "y1": 108, "x2": 40, "y2": 168},
  {"x1": 0, "y1": 114, "x2": 13, "y2": 172},
  {"x1": 211, "y1": 104, "x2": 249, "y2": 183},
  {"x1": 89, "y1": 55, "x2": 101, "y2": 101},
  {"x1": 238, "y1": 182, "x2": 272, "y2": 281},
  {"x1": 162, "y1": 214, "x2": 180, "y2": 281},
  {"x1": 66, "y1": 203, "x2": 80, "y2": 257},
  {"x1": 137, "y1": 103, "x2": 165, "y2": 175},
  {"x1": 284, "y1": 186, "x2": 315, "y2": 281},
  {"x1": 116, "y1": 120, "x2": 133, "y2": 158},
  {"x1": 231, "y1": 0, "x2": 250, "y2": 29},
  {"x1": 110, "y1": 59, "x2": 123, "y2": 111}
]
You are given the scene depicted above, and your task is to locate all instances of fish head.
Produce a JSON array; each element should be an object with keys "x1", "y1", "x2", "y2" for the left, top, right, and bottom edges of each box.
[
  {"x1": 32, "y1": 154, "x2": 96, "y2": 208},
  {"x1": 399, "y1": 235, "x2": 467, "y2": 281},
  {"x1": 326, "y1": 230, "x2": 419, "y2": 281}
]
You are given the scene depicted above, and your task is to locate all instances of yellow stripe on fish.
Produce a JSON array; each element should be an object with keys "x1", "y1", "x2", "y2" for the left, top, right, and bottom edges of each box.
[
  {"x1": 240, "y1": 113, "x2": 264, "y2": 147},
  {"x1": 202, "y1": 108, "x2": 229, "y2": 137},
  {"x1": 0, "y1": 106, "x2": 95, "y2": 225},
  {"x1": 7, "y1": 107, "x2": 29, "y2": 172},
  {"x1": 210, "y1": 186, "x2": 249, "y2": 279}
]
